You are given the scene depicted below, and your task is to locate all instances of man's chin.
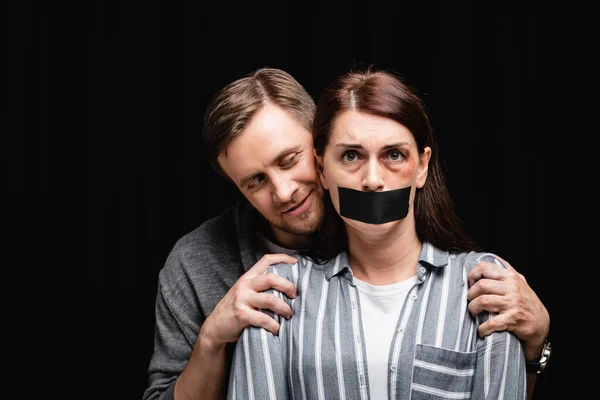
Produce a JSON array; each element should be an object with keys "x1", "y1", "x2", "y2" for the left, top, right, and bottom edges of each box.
[
  {"x1": 275, "y1": 212, "x2": 321, "y2": 236},
  {"x1": 266, "y1": 193, "x2": 324, "y2": 237},
  {"x1": 281, "y1": 220, "x2": 319, "y2": 237}
]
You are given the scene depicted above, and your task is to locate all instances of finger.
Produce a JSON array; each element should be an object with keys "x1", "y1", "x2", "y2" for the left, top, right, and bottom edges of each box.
[
  {"x1": 487, "y1": 255, "x2": 527, "y2": 282},
  {"x1": 260, "y1": 253, "x2": 299, "y2": 266},
  {"x1": 468, "y1": 294, "x2": 505, "y2": 316},
  {"x1": 245, "y1": 308, "x2": 281, "y2": 336},
  {"x1": 493, "y1": 254, "x2": 513, "y2": 270},
  {"x1": 477, "y1": 313, "x2": 513, "y2": 338},
  {"x1": 467, "y1": 278, "x2": 506, "y2": 301},
  {"x1": 244, "y1": 254, "x2": 299, "y2": 278},
  {"x1": 467, "y1": 261, "x2": 508, "y2": 287},
  {"x1": 250, "y1": 273, "x2": 297, "y2": 298},
  {"x1": 248, "y1": 292, "x2": 294, "y2": 319}
]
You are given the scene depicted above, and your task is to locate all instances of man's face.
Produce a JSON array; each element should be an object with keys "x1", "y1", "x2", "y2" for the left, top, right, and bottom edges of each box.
[{"x1": 218, "y1": 104, "x2": 324, "y2": 246}]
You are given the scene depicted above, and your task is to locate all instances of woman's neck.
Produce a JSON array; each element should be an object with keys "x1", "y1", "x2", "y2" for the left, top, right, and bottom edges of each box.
[{"x1": 346, "y1": 222, "x2": 422, "y2": 285}]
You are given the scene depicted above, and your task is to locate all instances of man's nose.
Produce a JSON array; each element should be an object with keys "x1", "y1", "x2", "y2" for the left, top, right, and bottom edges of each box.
[{"x1": 272, "y1": 173, "x2": 298, "y2": 203}]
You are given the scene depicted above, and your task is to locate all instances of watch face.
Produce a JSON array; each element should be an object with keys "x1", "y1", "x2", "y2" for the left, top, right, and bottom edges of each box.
[
  {"x1": 541, "y1": 341, "x2": 551, "y2": 363},
  {"x1": 539, "y1": 341, "x2": 551, "y2": 372},
  {"x1": 526, "y1": 340, "x2": 551, "y2": 374}
]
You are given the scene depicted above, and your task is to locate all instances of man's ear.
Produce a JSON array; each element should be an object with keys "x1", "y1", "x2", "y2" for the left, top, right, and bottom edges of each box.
[
  {"x1": 416, "y1": 146, "x2": 431, "y2": 189},
  {"x1": 313, "y1": 149, "x2": 329, "y2": 190}
]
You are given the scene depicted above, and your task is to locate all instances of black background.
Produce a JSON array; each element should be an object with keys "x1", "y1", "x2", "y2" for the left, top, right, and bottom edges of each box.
[{"x1": 6, "y1": 1, "x2": 577, "y2": 399}]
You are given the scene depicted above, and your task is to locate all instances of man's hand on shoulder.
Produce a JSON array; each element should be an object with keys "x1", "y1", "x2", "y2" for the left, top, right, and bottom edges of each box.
[
  {"x1": 199, "y1": 253, "x2": 299, "y2": 348},
  {"x1": 466, "y1": 256, "x2": 550, "y2": 360}
]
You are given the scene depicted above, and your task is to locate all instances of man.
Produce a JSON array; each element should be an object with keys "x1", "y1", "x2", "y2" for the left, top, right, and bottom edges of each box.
[{"x1": 143, "y1": 68, "x2": 550, "y2": 400}]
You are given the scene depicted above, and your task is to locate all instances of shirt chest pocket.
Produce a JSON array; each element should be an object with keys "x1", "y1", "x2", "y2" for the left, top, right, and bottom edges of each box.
[{"x1": 410, "y1": 343, "x2": 477, "y2": 399}]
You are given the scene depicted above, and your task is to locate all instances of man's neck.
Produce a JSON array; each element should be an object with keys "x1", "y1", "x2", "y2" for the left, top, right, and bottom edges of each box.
[{"x1": 257, "y1": 218, "x2": 312, "y2": 251}]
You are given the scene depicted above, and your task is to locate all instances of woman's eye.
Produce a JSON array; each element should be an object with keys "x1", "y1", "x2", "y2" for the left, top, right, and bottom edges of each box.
[
  {"x1": 388, "y1": 150, "x2": 403, "y2": 161},
  {"x1": 342, "y1": 151, "x2": 358, "y2": 162}
]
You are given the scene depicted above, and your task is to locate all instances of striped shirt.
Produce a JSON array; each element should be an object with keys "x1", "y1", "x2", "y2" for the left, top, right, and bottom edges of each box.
[{"x1": 227, "y1": 242, "x2": 526, "y2": 399}]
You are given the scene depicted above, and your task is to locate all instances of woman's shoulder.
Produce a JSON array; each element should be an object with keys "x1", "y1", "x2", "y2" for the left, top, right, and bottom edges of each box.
[
  {"x1": 266, "y1": 253, "x2": 337, "y2": 281},
  {"x1": 451, "y1": 250, "x2": 507, "y2": 273}
]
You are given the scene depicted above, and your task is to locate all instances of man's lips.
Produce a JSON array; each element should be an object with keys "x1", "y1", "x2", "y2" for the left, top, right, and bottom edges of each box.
[{"x1": 283, "y1": 191, "x2": 311, "y2": 214}]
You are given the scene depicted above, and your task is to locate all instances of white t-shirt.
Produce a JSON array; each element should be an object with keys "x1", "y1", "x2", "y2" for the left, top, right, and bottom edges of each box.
[
  {"x1": 256, "y1": 233, "x2": 418, "y2": 399},
  {"x1": 353, "y1": 275, "x2": 418, "y2": 400}
]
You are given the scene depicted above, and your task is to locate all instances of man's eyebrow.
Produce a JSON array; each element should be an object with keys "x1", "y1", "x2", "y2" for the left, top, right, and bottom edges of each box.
[{"x1": 238, "y1": 145, "x2": 303, "y2": 188}]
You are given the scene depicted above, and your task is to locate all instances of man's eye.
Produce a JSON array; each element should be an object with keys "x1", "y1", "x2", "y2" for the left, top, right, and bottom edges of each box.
[
  {"x1": 281, "y1": 153, "x2": 299, "y2": 168},
  {"x1": 248, "y1": 175, "x2": 265, "y2": 189}
]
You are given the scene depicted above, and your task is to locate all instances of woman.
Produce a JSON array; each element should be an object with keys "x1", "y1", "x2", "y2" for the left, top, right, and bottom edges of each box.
[{"x1": 227, "y1": 68, "x2": 526, "y2": 399}]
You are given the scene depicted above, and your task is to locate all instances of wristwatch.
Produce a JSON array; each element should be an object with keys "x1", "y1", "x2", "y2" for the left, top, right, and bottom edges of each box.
[{"x1": 525, "y1": 340, "x2": 551, "y2": 374}]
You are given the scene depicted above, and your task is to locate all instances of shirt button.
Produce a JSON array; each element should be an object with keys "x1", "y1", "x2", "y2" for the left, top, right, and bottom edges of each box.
[
  {"x1": 397, "y1": 327, "x2": 403, "y2": 333},
  {"x1": 419, "y1": 266, "x2": 427, "y2": 273},
  {"x1": 411, "y1": 293, "x2": 418, "y2": 300},
  {"x1": 450, "y1": 254, "x2": 457, "y2": 259},
  {"x1": 390, "y1": 365, "x2": 396, "y2": 372}
]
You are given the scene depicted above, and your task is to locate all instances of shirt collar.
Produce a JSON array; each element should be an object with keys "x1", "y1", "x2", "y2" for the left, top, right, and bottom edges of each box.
[
  {"x1": 324, "y1": 241, "x2": 450, "y2": 282},
  {"x1": 324, "y1": 251, "x2": 351, "y2": 281},
  {"x1": 418, "y1": 242, "x2": 450, "y2": 268}
]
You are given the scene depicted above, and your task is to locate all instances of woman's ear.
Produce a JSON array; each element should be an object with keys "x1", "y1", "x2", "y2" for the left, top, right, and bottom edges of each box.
[
  {"x1": 313, "y1": 149, "x2": 329, "y2": 190},
  {"x1": 416, "y1": 146, "x2": 431, "y2": 189}
]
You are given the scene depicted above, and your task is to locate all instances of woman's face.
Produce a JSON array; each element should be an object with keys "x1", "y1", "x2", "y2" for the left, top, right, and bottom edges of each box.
[{"x1": 316, "y1": 110, "x2": 431, "y2": 232}]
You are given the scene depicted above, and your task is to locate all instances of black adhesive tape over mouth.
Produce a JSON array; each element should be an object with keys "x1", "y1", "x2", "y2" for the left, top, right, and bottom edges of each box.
[{"x1": 338, "y1": 186, "x2": 410, "y2": 225}]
